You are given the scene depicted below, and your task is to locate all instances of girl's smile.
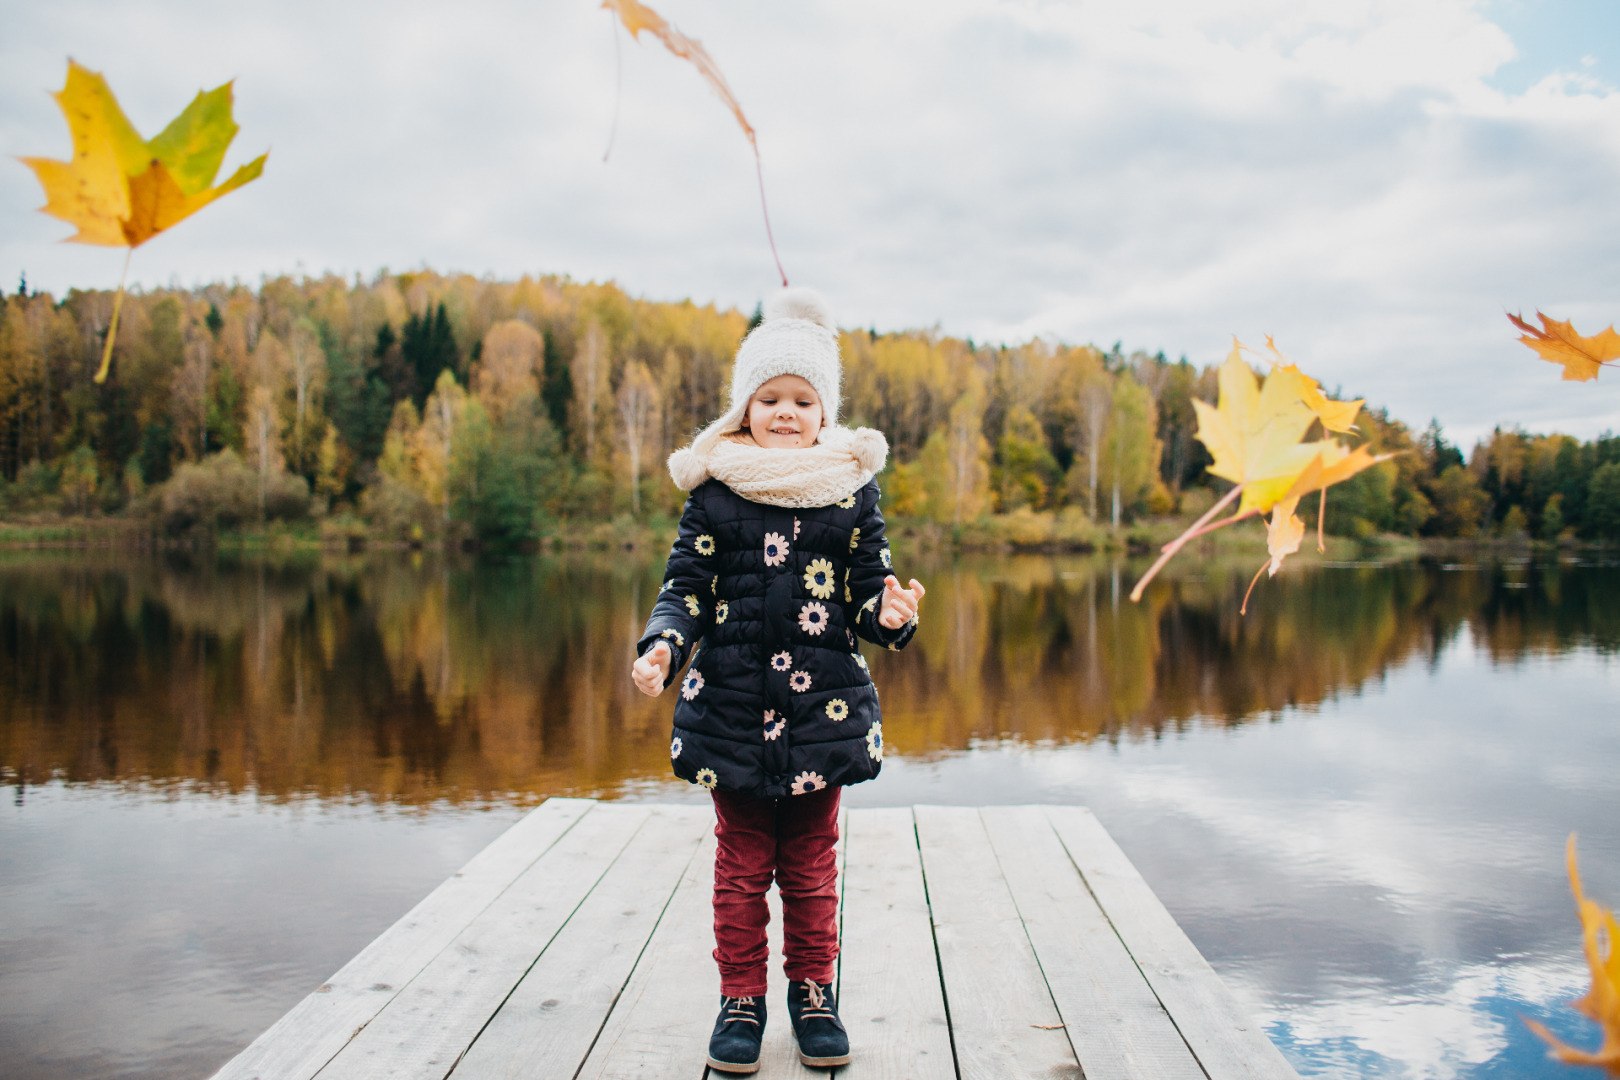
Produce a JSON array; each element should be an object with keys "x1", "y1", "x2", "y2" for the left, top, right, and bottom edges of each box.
[{"x1": 745, "y1": 374, "x2": 823, "y2": 449}]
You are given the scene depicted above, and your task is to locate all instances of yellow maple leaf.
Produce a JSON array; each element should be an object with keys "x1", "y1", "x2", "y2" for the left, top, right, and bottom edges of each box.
[
  {"x1": 1509, "y1": 312, "x2": 1620, "y2": 383},
  {"x1": 21, "y1": 61, "x2": 266, "y2": 381},
  {"x1": 1133, "y1": 341, "x2": 1396, "y2": 607},
  {"x1": 1283, "y1": 443, "x2": 1394, "y2": 502},
  {"x1": 1260, "y1": 336, "x2": 1363, "y2": 434},
  {"x1": 1192, "y1": 343, "x2": 1334, "y2": 516},
  {"x1": 1526, "y1": 836, "x2": 1620, "y2": 1075}
]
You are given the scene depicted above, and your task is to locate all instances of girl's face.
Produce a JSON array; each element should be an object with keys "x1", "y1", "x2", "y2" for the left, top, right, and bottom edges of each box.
[{"x1": 744, "y1": 374, "x2": 823, "y2": 449}]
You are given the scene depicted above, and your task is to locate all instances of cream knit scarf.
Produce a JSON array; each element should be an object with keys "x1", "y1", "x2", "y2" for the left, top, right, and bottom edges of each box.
[{"x1": 666, "y1": 425, "x2": 890, "y2": 509}]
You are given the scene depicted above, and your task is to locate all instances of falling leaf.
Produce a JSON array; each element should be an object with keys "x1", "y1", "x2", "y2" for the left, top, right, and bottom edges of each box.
[
  {"x1": 1283, "y1": 443, "x2": 1395, "y2": 502},
  {"x1": 1526, "y1": 836, "x2": 1620, "y2": 1075},
  {"x1": 1264, "y1": 497, "x2": 1305, "y2": 576},
  {"x1": 1132, "y1": 338, "x2": 1395, "y2": 608},
  {"x1": 1509, "y1": 312, "x2": 1620, "y2": 383},
  {"x1": 1241, "y1": 496, "x2": 1305, "y2": 614},
  {"x1": 20, "y1": 61, "x2": 266, "y2": 381},
  {"x1": 1261, "y1": 336, "x2": 1363, "y2": 433},
  {"x1": 1191, "y1": 343, "x2": 1334, "y2": 516},
  {"x1": 602, "y1": 0, "x2": 754, "y2": 145},
  {"x1": 22, "y1": 61, "x2": 265, "y2": 250},
  {"x1": 600, "y1": 0, "x2": 786, "y2": 286}
]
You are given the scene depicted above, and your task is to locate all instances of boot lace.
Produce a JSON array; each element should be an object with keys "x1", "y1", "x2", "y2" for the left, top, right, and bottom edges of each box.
[
  {"x1": 721, "y1": 996, "x2": 760, "y2": 1026},
  {"x1": 798, "y1": 979, "x2": 835, "y2": 1020}
]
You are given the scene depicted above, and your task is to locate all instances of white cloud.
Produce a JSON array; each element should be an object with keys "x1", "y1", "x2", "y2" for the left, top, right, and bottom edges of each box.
[{"x1": 3, "y1": 0, "x2": 1620, "y2": 442}]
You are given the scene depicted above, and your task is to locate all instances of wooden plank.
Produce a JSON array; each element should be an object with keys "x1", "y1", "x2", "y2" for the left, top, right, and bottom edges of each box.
[
  {"x1": 576, "y1": 826, "x2": 720, "y2": 1079},
  {"x1": 450, "y1": 805, "x2": 712, "y2": 1080},
  {"x1": 1044, "y1": 805, "x2": 1299, "y2": 1080},
  {"x1": 316, "y1": 803, "x2": 652, "y2": 1080},
  {"x1": 833, "y1": 807, "x2": 954, "y2": 1080},
  {"x1": 981, "y1": 806, "x2": 1205, "y2": 1080},
  {"x1": 210, "y1": 797, "x2": 595, "y2": 1080},
  {"x1": 913, "y1": 805, "x2": 1078, "y2": 1080}
]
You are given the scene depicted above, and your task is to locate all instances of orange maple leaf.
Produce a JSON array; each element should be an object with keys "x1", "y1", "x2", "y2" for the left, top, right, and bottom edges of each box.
[
  {"x1": 601, "y1": 0, "x2": 785, "y2": 285},
  {"x1": 1509, "y1": 312, "x2": 1620, "y2": 382},
  {"x1": 1526, "y1": 836, "x2": 1620, "y2": 1075}
]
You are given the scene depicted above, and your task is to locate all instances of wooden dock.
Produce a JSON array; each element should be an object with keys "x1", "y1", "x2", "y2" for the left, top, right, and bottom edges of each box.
[{"x1": 211, "y1": 798, "x2": 1300, "y2": 1080}]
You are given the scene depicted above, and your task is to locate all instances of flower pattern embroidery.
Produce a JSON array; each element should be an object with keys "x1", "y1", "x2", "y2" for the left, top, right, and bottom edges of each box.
[
  {"x1": 712, "y1": 575, "x2": 718, "y2": 594},
  {"x1": 660, "y1": 580, "x2": 672, "y2": 593},
  {"x1": 684, "y1": 594, "x2": 702, "y2": 617},
  {"x1": 849, "y1": 527, "x2": 860, "y2": 551},
  {"x1": 670, "y1": 736, "x2": 683, "y2": 759},
  {"x1": 844, "y1": 568, "x2": 852, "y2": 603},
  {"x1": 803, "y1": 558, "x2": 836, "y2": 599},
  {"x1": 794, "y1": 517, "x2": 801, "y2": 539},
  {"x1": 716, "y1": 600, "x2": 729, "y2": 624},
  {"x1": 836, "y1": 492, "x2": 857, "y2": 509},
  {"x1": 763, "y1": 710, "x2": 785, "y2": 741},
  {"x1": 880, "y1": 547, "x2": 892, "y2": 568},
  {"x1": 660, "y1": 628, "x2": 684, "y2": 646},
  {"x1": 866, "y1": 722, "x2": 883, "y2": 761},
  {"x1": 770, "y1": 651, "x2": 793, "y2": 671},
  {"x1": 854, "y1": 653, "x2": 869, "y2": 673},
  {"x1": 861, "y1": 594, "x2": 879, "y2": 615},
  {"x1": 695, "y1": 768, "x2": 718, "y2": 790},
  {"x1": 791, "y1": 770, "x2": 827, "y2": 795},
  {"x1": 693, "y1": 534, "x2": 716, "y2": 556},
  {"x1": 763, "y1": 532, "x2": 789, "y2": 566},
  {"x1": 681, "y1": 670, "x2": 704, "y2": 700},
  {"x1": 798, "y1": 601, "x2": 830, "y2": 636},
  {"x1": 825, "y1": 698, "x2": 849, "y2": 721},
  {"x1": 789, "y1": 670, "x2": 813, "y2": 693}
]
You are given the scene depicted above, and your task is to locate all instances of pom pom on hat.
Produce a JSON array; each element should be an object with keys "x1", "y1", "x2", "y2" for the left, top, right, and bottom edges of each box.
[
  {"x1": 727, "y1": 285, "x2": 843, "y2": 425},
  {"x1": 764, "y1": 287, "x2": 837, "y2": 332}
]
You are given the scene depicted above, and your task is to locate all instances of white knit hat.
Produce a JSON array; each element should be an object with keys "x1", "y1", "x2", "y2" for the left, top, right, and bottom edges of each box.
[
  {"x1": 731, "y1": 287, "x2": 842, "y2": 425},
  {"x1": 667, "y1": 287, "x2": 890, "y2": 491},
  {"x1": 671, "y1": 288, "x2": 840, "y2": 457}
]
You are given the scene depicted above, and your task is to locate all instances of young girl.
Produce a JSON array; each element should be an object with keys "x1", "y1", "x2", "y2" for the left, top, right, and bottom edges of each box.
[{"x1": 631, "y1": 288, "x2": 925, "y2": 1073}]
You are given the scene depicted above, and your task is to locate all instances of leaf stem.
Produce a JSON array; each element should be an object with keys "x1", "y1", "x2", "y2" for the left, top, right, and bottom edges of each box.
[
  {"x1": 1240, "y1": 559, "x2": 1268, "y2": 615},
  {"x1": 96, "y1": 248, "x2": 132, "y2": 384},
  {"x1": 1129, "y1": 483, "x2": 1242, "y2": 603},
  {"x1": 1173, "y1": 505, "x2": 1259, "y2": 546},
  {"x1": 752, "y1": 139, "x2": 787, "y2": 287}
]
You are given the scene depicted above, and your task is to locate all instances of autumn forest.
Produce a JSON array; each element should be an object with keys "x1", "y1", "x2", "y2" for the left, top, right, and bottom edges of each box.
[{"x1": 1, "y1": 270, "x2": 1618, "y2": 549}]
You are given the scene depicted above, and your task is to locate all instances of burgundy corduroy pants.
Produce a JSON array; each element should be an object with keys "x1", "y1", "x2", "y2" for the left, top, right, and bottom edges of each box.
[{"x1": 710, "y1": 786, "x2": 841, "y2": 997}]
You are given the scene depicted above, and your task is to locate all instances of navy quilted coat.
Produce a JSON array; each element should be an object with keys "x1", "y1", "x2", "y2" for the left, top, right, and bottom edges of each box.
[{"x1": 636, "y1": 477, "x2": 915, "y2": 799}]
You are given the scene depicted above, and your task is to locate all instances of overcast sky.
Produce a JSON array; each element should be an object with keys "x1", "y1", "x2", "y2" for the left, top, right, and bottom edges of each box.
[{"x1": 4, "y1": 0, "x2": 1620, "y2": 445}]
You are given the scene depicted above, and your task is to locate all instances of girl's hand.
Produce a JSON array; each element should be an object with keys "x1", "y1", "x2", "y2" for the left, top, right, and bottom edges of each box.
[
  {"x1": 878, "y1": 575, "x2": 926, "y2": 630},
  {"x1": 632, "y1": 641, "x2": 672, "y2": 696}
]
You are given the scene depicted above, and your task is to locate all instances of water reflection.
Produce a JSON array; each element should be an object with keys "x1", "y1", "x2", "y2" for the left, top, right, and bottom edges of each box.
[
  {"x1": 2, "y1": 551, "x2": 1619, "y2": 1080},
  {"x1": 1, "y1": 552, "x2": 1614, "y2": 801}
]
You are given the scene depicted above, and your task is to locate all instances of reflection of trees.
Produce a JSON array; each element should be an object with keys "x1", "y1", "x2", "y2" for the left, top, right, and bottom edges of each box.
[
  {"x1": 869, "y1": 556, "x2": 1619, "y2": 756},
  {"x1": 0, "y1": 553, "x2": 1614, "y2": 803}
]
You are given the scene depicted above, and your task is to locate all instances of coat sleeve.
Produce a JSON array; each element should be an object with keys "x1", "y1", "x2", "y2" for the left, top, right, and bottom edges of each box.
[
  {"x1": 843, "y1": 480, "x2": 917, "y2": 651},
  {"x1": 635, "y1": 486, "x2": 717, "y2": 688}
]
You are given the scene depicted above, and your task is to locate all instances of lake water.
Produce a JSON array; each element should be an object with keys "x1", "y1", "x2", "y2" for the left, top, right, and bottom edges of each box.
[{"x1": 0, "y1": 548, "x2": 1616, "y2": 1080}]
